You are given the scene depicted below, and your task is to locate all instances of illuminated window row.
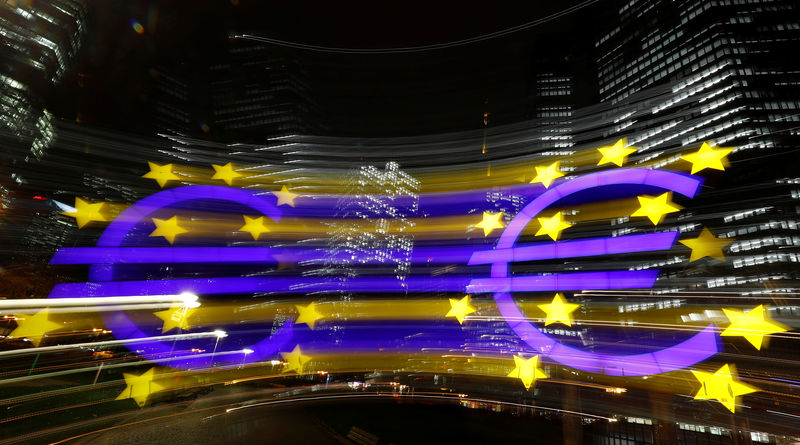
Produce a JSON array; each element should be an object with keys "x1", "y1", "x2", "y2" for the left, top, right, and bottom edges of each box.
[
  {"x1": 666, "y1": 65, "x2": 735, "y2": 108},
  {"x1": 678, "y1": 423, "x2": 728, "y2": 436},
  {"x1": 619, "y1": 298, "x2": 684, "y2": 313},
  {"x1": 700, "y1": 93, "x2": 741, "y2": 114},
  {"x1": 723, "y1": 220, "x2": 799, "y2": 238},
  {"x1": 730, "y1": 235, "x2": 800, "y2": 253},
  {"x1": 768, "y1": 114, "x2": 800, "y2": 122},
  {"x1": 630, "y1": 256, "x2": 686, "y2": 271},
  {"x1": 723, "y1": 206, "x2": 771, "y2": 222},
  {"x1": 707, "y1": 274, "x2": 789, "y2": 288},
  {"x1": 682, "y1": 114, "x2": 747, "y2": 146},
  {"x1": 595, "y1": 26, "x2": 620, "y2": 48},
  {"x1": 732, "y1": 252, "x2": 799, "y2": 269},
  {"x1": 629, "y1": 120, "x2": 680, "y2": 148},
  {"x1": 600, "y1": 32, "x2": 734, "y2": 100}
]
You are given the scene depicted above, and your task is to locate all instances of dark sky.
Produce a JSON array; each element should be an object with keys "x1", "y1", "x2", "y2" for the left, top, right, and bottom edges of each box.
[{"x1": 47, "y1": 0, "x2": 596, "y2": 137}]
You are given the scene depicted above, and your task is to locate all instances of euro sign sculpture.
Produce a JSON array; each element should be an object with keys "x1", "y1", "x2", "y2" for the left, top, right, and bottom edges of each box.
[{"x1": 47, "y1": 169, "x2": 718, "y2": 374}]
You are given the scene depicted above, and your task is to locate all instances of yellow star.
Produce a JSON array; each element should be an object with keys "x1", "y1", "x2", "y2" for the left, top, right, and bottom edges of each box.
[
  {"x1": 475, "y1": 211, "x2": 505, "y2": 236},
  {"x1": 211, "y1": 162, "x2": 244, "y2": 186},
  {"x1": 538, "y1": 293, "x2": 580, "y2": 326},
  {"x1": 142, "y1": 162, "x2": 181, "y2": 188},
  {"x1": 62, "y1": 197, "x2": 106, "y2": 228},
  {"x1": 691, "y1": 364, "x2": 758, "y2": 413},
  {"x1": 721, "y1": 305, "x2": 788, "y2": 350},
  {"x1": 9, "y1": 309, "x2": 63, "y2": 347},
  {"x1": 507, "y1": 355, "x2": 548, "y2": 390},
  {"x1": 273, "y1": 185, "x2": 298, "y2": 207},
  {"x1": 295, "y1": 302, "x2": 324, "y2": 329},
  {"x1": 446, "y1": 295, "x2": 477, "y2": 324},
  {"x1": 116, "y1": 368, "x2": 166, "y2": 407},
  {"x1": 681, "y1": 142, "x2": 733, "y2": 174},
  {"x1": 631, "y1": 192, "x2": 682, "y2": 225},
  {"x1": 597, "y1": 138, "x2": 637, "y2": 167},
  {"x1": 530, "y1": 161, "x2": 565, "y2": 188},
  {"x1": 240, "y1": 215, "x2": 271, "y2": 240},
  {"x1": 153, "y1": 304, "x2": 197, "y2": 332},
  {"x1": 149, "y1": 216, "x2": 189, "y2": 244},
  {"x1": 679, "y1": 228, "x2": 732, "y2": 262},
  {"x1": 535, "y1": 212, "x2": 572, "y2": 241},
  {"x1": 281, "y1": 345, "x2": 311, "y2": 374}
]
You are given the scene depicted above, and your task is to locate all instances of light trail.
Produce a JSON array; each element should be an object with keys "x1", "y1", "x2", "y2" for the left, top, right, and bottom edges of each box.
[
  {"x1": 0, "y1": 294, "x2": 198, "y2": 309},
  {"x1": 0, "y1": 348, "x2": 247, "y2": 385},
  {"x1": 225, "y1": 392, "x2": 617, "y2": 421},
  {"x1": 0, "y1": 331, "x2": 225, "y2": 358}
]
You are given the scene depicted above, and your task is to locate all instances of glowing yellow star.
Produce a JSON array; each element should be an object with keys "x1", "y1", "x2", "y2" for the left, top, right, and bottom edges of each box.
[
  {"x1": 535, "y1": 212, "x2": 572, "y2": 241},
  {"x1": 211, "y1": 162, "x2": 244, "y2": 186},
  {"x1": 273, "y1": 185, "x2": 298, "y2": 207},
  {"x1": 116, "y1": 368, "x2": 166, "y2": 407},
  {"x1": 149, "y1": 216, "x2": 188, "y2": 244},
  {"x1": 475, "y1": 211, "x2": 505, "y2": 236},
  {"x1": 239, "y1": 215, "x2": 270, "y2": 240},
  {"x1": 9, "y1": 309, "x2": 63, "y2": 347},
  {"x1": 538, "y1": 293, "x2": 580, "y2": 326},
  {"x1": 295, "y1": 302, "x2": 324, "y2": 330},
  {"x1": 530, "y1": 161, "x2": 565, "y2": 188},
  {"x1": 446, "y1": 295, "x2": 477, "y2": 324},
  {"x1": 142, "y1": 162, "x2": 181, "y2": 187},
  {"x1": 281, "y1": 345, "x2": 311, "y2": 374},
  {"x1": 154, "y1": 304, "x2": 197, "y2": 332},
  {"x1": 597, "y1": 138, "x2": 637, "y2": 167},
  {"x1": 721, "y1": 305, "x2": 788, "y2": 350},
  {"x1": 631, "y1": 192, "x2": 682, "y2": 225},
  {"x1": 691, "y1": 364, "x2": 758, "y2": 413},
  {"x1": 62, "y1": 197, "x2": 106, "y2": 228},
  {"x1": 679, "y1": 228, "x2": 732, "y2": 262},
  {"x1": 507, "y1": 355, "x2": 547, "y2": 390},
  {"x1": 681, "y1": 142, "x2": 733, "y2": 174}
]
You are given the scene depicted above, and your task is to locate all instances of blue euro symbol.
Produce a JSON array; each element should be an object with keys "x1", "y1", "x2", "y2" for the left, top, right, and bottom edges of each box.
[
  {"x1": 46, "y1": 170, "x2": 720, "y2": 374},
  {"x1": 50, "y1": 186, "x2": 293, "y2": 369},
  {"x1": 468, "y1": 168, "x2": 719, "y2": 376}
]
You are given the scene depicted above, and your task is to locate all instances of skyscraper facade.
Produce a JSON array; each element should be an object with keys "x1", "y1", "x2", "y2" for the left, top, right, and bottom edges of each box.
[
  {"x1": 595, "y1": 0, "x2": 800, "y2": 153},
  {"x1": 584, "y1": 0, "x2": 800, "y2": 295},
  {"x1": 0, "y1": 0, "x2": 87, "y2": 267},
  {"x1": 536, "y1": 1, "x2": 800, "y2": 443},
  {"x1": 150, "y1": 42, "x2": 323, "y2": 142},
  {"x1": 209, "y1": 45, "x2": 323, "y2": 140},
  {"x1": 320, "y1": 162, "x2": 419, "y2": 289},
  {"x1": 0, "y1": 0, "x2": 86, "y2": 163}
]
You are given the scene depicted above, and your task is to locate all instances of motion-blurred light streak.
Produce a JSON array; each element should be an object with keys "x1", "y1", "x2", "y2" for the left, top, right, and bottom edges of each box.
[
  {"x1": 13, "y1": 123, "x2": 794, "y2": 432},
  {"x1": 0, "y1": 294, "x2": 198, "y2": 308},
  {"x1": 0, "y1": 331, "x2": 228, "y2": 358}
]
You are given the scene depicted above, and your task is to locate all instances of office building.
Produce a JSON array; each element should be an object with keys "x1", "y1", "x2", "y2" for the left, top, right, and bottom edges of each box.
[
  {"x1": 151, "y1": 42, "x2": 323, "y2": 142},
  {"x1": 0, "y1": 0, "x2": 86, "y2": 162}
]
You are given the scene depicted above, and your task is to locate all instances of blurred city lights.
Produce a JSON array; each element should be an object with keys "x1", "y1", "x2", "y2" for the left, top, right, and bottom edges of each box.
[{"x1": 1, "y1": 1, "x2": 799, "y2": 443}]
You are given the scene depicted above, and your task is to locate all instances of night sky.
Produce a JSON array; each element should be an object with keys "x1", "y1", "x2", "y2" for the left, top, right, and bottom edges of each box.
[{"x1": 46, "y1": 0, "x2": 595, "y2": 137}]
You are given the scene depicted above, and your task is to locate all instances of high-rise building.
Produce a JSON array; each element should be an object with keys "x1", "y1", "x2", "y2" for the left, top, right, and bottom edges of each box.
[
  {"x1": 151, "y1": 42, "x2": 323, "y2": 142},
  {"x1": 209, "y1": 45, "x2": 323, "y2": 140},
  {"x1": 594, "y1": 0, "x2": 800, "y2": 154},
  {"x1": 579, "y1": 0, "x2": 800, "y2": 301},
  {"x1": 320, "y1": 162, "x2": 419, "y2": 286},
  {"x1": 528, "y1": 30, "x2": 598, "y2": 151},
  {"x1": 149, "y1": 67, "x2": 199, "y2": 135},
  {"x1": 534, "y1": 1, "x2": 800, "y2": 441},
  {"x1": 0, "y1": 0, "x2": 86, "y2": 163},
  {"x1": 0, "y1": 0, "x2": 87, "y2": 266},
  {"x1": 303, "y1": 162, "x2": 419, "y2": 345}
]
